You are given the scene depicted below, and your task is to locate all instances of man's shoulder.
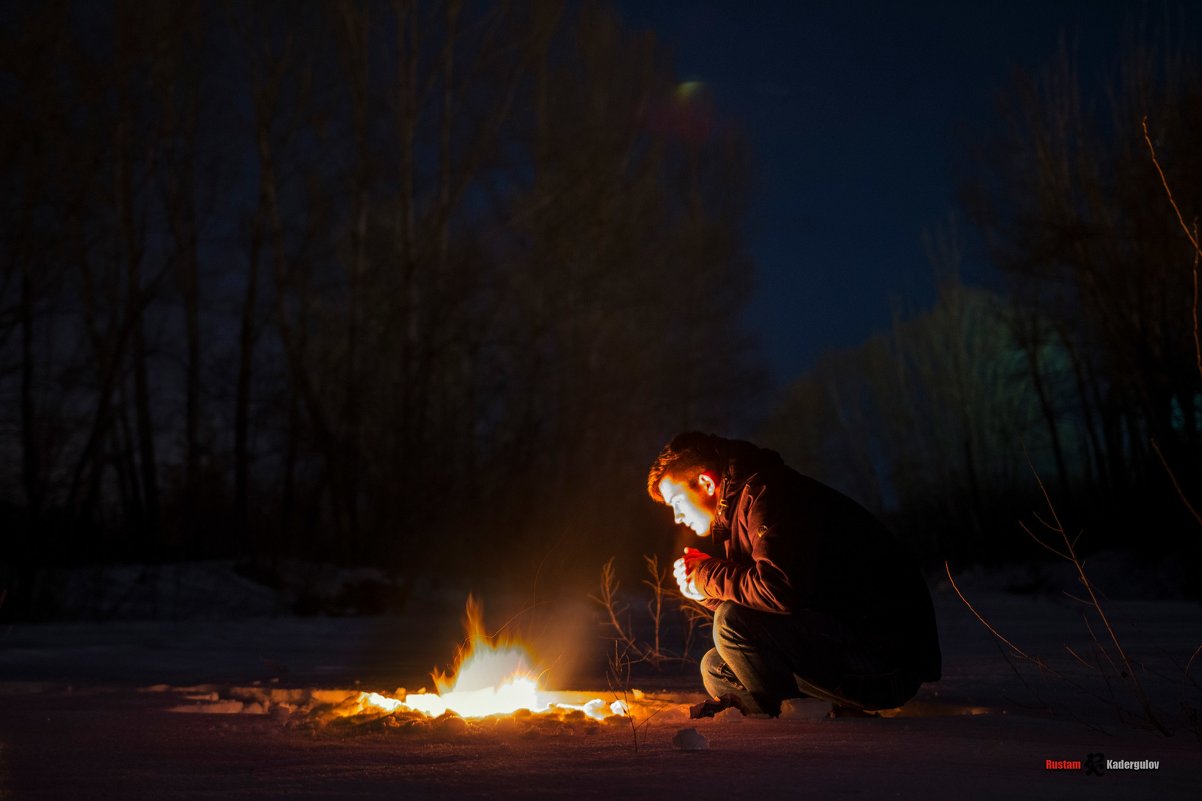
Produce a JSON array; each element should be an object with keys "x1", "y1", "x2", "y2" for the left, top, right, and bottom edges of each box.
[
  {"x1": 740, "y1": 463, "x2": 825, "y2": 501},
  {"x1": 732, "y1": 465, "x2": 808, "y2": 521},
  {"x1": 740, "y1": 467, "x2": 890, "y2": 533}
]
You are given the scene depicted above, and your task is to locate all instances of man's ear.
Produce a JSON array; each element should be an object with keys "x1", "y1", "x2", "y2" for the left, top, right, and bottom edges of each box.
[{"x1": 697, "y1": 471, "x2": 718, "y2": 496}]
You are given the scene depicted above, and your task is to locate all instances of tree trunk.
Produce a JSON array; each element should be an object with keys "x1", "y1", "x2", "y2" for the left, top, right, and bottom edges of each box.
[
  {"x1": 1055, "y1": 321, "x2": 1109, "y2": 492},
  {"x1": 116, "y1": 114, "x2": 160, "y2": 552},
  {"x1": 166, "y1": 140, "x2": 202, "y2": 553},
  {"x1": 234, "y1": 195, "x2": 262, "y2": 554},
  {"x1": 20, "y1": 268, "x2": 42, "y2": 527},
  {"x1": 1022, "y1": 334, "x2": 1071, "y2": 494}
]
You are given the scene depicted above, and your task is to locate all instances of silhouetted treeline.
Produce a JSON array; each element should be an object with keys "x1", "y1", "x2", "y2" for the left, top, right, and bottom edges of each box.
[
  {"x1": 0, "y1": 0, "x2": 761, "y2": 601},
  {"x1": 764, "y1": 32, "x2": 1202, "y2": 574}
]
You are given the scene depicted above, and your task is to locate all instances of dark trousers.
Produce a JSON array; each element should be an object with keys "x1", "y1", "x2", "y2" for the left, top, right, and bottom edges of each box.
[{"x1": 701, "y1": 601, "x2": 921, "y2": 715}]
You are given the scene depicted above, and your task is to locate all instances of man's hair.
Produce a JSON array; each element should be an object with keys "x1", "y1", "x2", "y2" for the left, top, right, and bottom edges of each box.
[{"x1": 646, "y1": 431, "x2": 725, "y2": 502}]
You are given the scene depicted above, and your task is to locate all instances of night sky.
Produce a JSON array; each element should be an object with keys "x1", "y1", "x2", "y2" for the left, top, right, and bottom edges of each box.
[{"x1": 612, "y1": 0, "x2": 1164, "y2": 382}]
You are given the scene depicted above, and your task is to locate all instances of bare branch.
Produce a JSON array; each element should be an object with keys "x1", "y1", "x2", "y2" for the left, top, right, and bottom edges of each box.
[
  {"x1": 1194, "y1": 220, "x2": 1201, "y2": 380},
  {"x1": 944, "y1": 562, "x2": 1033, "y2": 661},
  {"x1": 947, "y1": 561, "x2": 1149, "y2": 729},
  {"x1": 1081, "y1": 612, "x2": 1120, "y2": 679},
  {"x1": 1143, "y1": 117, "x2": 1202, "y2": 381},
  {"x1": 1031, "y1": 510, "x2": 1059, "y2": 534},
  {"x1": 1150, "y1": 439, "x2": 1202, "y2": 529},
  {"x1": 1064, "y1": 644, "x2": 1097, "y2": 672},
  {"x1": 1021, "y1": 520, "x2": 1071, "y2": 560},
  {"x1": 1025, "y1": 457, "x2": 1173, "y2": 735},
  {"x1": 1142, "y1": 116, "x2": 1201, "y2": 254},
  {"x1": 1061, "y1": 591, "x2": 1092, "y2": 606}
]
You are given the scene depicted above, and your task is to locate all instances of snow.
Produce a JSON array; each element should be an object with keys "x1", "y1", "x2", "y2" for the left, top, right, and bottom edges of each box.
[
  {"x1": 671, "y1": 727, "x2": 709, "y2": 750},
  {"x1": 778, "y1": 698, "x2": 833, "y2": 721},
  {"x1": 1, "y1": 583, "x2": 1199, "y2": 799}
]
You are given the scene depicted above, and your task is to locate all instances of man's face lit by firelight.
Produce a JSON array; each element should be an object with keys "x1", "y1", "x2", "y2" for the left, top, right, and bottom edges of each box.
[{"x1": 658, "y1": 474, "x2": 719, "y2": 536}]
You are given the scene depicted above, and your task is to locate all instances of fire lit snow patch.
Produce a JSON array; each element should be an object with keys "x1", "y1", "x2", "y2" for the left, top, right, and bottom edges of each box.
[{"x1": 163, "y1": 685, "x2": 633, "y2": 736}]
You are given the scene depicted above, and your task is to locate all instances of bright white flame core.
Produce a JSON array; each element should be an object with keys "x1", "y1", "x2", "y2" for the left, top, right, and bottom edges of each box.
[{"x1": 399, "y1": 676, "x2": 542, "y2": 718}]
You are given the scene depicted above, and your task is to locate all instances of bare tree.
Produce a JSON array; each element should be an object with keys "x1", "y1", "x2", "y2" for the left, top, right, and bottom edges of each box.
[
  {"x1": 962, "y1": 32, "x2": 1202, "y2": 523},
  {"x1": 1, "y1": 1, "x2": 759, "y2": 593}
]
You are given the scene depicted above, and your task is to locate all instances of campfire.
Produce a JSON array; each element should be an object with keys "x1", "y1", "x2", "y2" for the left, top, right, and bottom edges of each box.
[{"x1": 353, "y1": 596, "x2": 623, "y2": 721}]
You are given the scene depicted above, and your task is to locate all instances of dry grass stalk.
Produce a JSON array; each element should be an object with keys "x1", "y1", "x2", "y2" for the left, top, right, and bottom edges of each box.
[
  {"x1": 590, "y1": 557, "x2": 645, "y2": 663},
  {"x1": 1026, "y1": 465, "x2": 1170, "y2": 734},
  {"x1": 604, "y1": 640, "x2": 671, "y2": 752},
  {"x1": 605, "y1": 640, "x2": 641, "y2": 752},
  {"x1": 947, "y1": 457, "x2": 1173, "y2": 735},
  {"x1": 590, "y1": 556, "x2": 709, "y2": 670},
  {"x1": 641, "y1": 555, "x2": 667, "y2": 663},
  {"x1": 944, "y1": 561, "x2": 1123, "y2": 735}
]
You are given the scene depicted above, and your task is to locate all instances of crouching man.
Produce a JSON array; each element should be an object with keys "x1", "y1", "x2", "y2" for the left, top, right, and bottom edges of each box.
[{"x1": 648, "y1": 432, "x2": 941, "y2": 716}]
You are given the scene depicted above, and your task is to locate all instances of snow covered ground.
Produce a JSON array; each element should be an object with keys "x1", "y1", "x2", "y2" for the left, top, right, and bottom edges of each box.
[{"x1": 1, "y1": 579, "x2": 1199, "y2": 800}]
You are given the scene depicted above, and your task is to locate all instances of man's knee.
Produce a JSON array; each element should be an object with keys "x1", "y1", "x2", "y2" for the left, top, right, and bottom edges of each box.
[
  {"x1": 700, "y1": 647, "x2": 724, "y2": 677},
  {"x1": 712, "y1": 601, "x2": 760, "y2": 648},
  {"x1": 712, "y1": 601, "x2": 737, "y2": 639}
]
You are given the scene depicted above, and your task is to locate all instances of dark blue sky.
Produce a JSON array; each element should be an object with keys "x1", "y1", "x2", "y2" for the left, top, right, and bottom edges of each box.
[{"x1": 612, "y1": 0, "x2": 1168, "y2": 383}]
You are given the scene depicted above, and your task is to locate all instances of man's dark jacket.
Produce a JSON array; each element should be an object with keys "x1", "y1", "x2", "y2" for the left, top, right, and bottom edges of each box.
[{"x1": 690, "y1": 438, "x2": 941, "y2": 681}]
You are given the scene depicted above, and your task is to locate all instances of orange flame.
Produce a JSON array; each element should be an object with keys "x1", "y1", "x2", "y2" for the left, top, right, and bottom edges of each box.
[
  {"x1": 358, "y1": 596, "x2": 619, "y2": 720},
  {"x1": 432, "y1": 595, "x2": 537, "y2": 695}
]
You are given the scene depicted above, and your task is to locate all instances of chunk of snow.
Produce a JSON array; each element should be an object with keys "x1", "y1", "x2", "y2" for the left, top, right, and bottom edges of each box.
[
  {"x1": 582, "y1": 699, "x2": 609, "y2": 720},
  {"x1": 671, "y1": 728, "x2": 709, "y2": 751},
  {"x1": 779, "y1": 698, "x2": 831, "y2": 721}
]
